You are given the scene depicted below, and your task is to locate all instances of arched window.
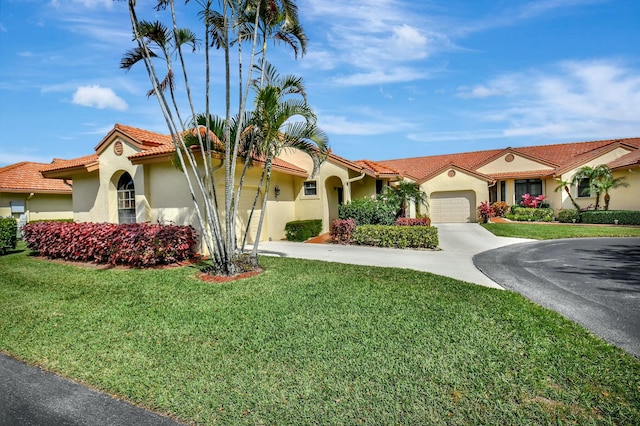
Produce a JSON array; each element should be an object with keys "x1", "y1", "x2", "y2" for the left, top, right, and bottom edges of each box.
[{"x1": 117, "y1": 172, "x2": 136, "y2": 224}]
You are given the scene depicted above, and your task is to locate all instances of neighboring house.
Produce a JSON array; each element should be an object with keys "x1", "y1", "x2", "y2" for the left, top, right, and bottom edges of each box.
[
  {"x1": 35, "y1": 125, "x2": 640, "y2": 245},
  {"x1": 0, "y1": 161, "x2": 73, "y2": 231},
  {"x1": 379, "y1": 138, "x2": 640, "y2": 222},
  {"x1": 40, "y1": 124, "x2": 400, "y2": 250}
]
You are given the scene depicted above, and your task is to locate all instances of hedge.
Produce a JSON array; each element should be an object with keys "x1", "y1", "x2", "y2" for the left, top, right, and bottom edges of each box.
[
  {"x1": 338, "y1": 198, "x2": 396, "y2": 226},
  {"x1": 285, "y1": 219, "x2": 322, "y2": 242},
  {"x1": 352, "y1": 225, "x2": 439, "y2": 249},
  {"x1": 0, "y1": 217, "x2": 18, "y2": 256},
  {"x1": 22, "y1": 221, "x2": 198, "y2": 267},
  {"x1": 506, "y1": 207, "x2": 554, "y2": 222},
  {"x1": 394, "y1": 217, "x2": 431, "y2": 227},
  {"x1": 557, "y1": 209, "x2": 581, "y2": 223},
  {"x1": 581, "y1": 210, "x2": 640, "y2": 225}
]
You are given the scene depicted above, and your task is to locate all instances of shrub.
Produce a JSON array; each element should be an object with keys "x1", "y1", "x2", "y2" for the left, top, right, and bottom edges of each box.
[
  {"x1": 338, "y1": 197, "x2": 396, "y2": 226},
  {"x1": 0, "y1": 217, "x2": 18, "y2": 256},
  {"x1": 477, "y1": 201, "x2": 494, "y2": 222},
  {"x1": 506, "y1": 207, "x2": 554, "y2": 222},
  {"x1": 21, "y1": 221, "x2": 198, "y2": 267},
  {"x1": 491, "y1": 201, "x2": 510, "y2": 217},
  {"x1": 352, "y1": 225, "x2": 439, "y2": 249},
  {"x1": 557, "y1": 209, "x2": 581, "y2": 223},
  {"x1": 330, "y1": 219, "x2": 356, "y2": 244},
  {"x1": 520, "y1": 193, "x2": 548, "y2": 208},
  {"x1": 284, "y1": 219, "x2": 322, "y2": 242},
  {"x1": 394, "y1": 217, "x2": 431, "y2": 227},
  {"x1": 581, "y1": 210, "x2": 640, "y2": 225}
]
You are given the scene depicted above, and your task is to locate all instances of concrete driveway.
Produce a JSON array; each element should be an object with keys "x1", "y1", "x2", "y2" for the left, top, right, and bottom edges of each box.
[
  {"x1": 474, "y1": 238, "x2": 640, "y2": 358},
  {"x1": 254, "y1": 223, "x2": 534, "y2": 289}
]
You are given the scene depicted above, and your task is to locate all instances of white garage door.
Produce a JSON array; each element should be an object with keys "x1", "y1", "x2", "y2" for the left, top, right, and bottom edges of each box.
[{"x1": 430, "y1": 191, "x2": 476, "y2": 223}]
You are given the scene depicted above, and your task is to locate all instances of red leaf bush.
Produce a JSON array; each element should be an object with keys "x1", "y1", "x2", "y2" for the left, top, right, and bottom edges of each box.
[
  {"x1": 394, "y1": 217, "x2": 431, "y2": 227},
  {"x1": 330, "y1": 219, "x2": 356, "y2": 244},
  {"x1": 22, "y1": 222, "x2": 198, "y2": 267}
]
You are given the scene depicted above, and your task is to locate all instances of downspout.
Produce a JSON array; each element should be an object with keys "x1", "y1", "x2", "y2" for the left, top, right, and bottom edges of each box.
[{"x1": 343, "y1": 172, "x2": 365, "y2": 204}]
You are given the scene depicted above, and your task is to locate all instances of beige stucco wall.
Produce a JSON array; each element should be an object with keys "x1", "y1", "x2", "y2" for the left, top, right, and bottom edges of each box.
[
  {"x1": 0, "y1": 192, "x2": 72, "y2": 221},
  {"x1": 477, "y1": 153, "x2": 554, "y2": 175},
  {"x1": 605, "y1": 169, "x2": 639, "y2": 210},
  {"x1": 422, "y1": 168, "x2": 489, "y2": 222},
  {"x1": 557, "y1": 147, "x2": 636, "y2": 211}
]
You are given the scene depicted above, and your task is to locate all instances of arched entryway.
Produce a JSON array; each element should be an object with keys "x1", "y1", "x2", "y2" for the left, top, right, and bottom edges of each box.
[
  {"x1": 117, "y1": 172, "x2": 136, "y2": 224},
  {"x1": 324, "y1": 176, "x2": 344, "y2": 226}
]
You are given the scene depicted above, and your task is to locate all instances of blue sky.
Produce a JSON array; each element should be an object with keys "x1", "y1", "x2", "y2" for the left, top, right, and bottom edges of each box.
[{"x1": 1, "y1": 0, "x2": 639, "y2": 167}]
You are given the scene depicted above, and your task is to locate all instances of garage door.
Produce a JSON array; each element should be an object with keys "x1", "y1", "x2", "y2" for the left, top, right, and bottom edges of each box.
[{"x1": 430, "y1": 191, "x2": 476, "y2": 223}]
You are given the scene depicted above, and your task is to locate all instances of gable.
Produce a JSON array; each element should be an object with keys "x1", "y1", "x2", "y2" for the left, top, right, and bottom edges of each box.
[{"x1": 476, "y1": 151, "x2": 555, "y2": 176}]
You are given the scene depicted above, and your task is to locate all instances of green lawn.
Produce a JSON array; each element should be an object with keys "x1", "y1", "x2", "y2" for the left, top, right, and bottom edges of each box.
[
  {"x1": 482, "y1": 222, "x2": 640, "y2": 240},
  {"x1": 1, "y1": 244, "x2": 639, "y2": 425}
]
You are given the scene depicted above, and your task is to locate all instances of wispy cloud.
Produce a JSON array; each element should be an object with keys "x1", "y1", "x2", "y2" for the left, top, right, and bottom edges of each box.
[
  {"x1": 453, "y1": 59, "x2": 640, "y2": 141},
  {"x1": 72, "y1": 85, "x2": 128, "y2": 110}
]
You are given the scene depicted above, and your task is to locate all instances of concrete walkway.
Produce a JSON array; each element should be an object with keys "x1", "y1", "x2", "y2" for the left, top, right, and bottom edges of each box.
[{"x1": 253, "y1": 223, "x2": 535, "y2": 289}]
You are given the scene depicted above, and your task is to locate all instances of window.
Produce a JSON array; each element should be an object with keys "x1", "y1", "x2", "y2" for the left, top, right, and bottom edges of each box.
[
  {"x1": 500, "y1": 181, "x2": 506, "y2": 202},
  {"x1": 577, "y1": 178, "x2": 591, "y2": 198},
  {"x1": 117, "y1": 172, "x2": 136, "y2": 224},
  {"x1": 303, "y1": 181, "x2": 317, "y2": 196},
  {"x1": 515, "y1": 179, "x2": 543, "y2": 201},
  {"x1": 376, "y1": 179, "x2": 384, "y2": 194}
]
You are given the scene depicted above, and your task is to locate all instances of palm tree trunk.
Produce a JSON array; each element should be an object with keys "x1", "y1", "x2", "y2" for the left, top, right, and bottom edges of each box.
[
  {"x1": 564, "y1": 186, "x2": 582, "y2": 211},
  {"x1": 251, "y1": 156, "x2": 272, "y2": 258}
]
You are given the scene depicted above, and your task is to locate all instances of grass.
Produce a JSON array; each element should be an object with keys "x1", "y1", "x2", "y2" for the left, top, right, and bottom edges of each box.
[
  {"x1": 1, "y1": 244, "x2": 639, "y2": 425},
  {"x1": 482, "y1": 222, "x2": 640, "y2": 240}
]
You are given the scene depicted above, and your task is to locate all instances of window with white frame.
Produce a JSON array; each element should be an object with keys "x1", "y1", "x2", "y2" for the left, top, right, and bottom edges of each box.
[
  {"x1": 117, "y1": 172, "x2": 136, "y2": 224},
  {"x1": 303, "y1": 181, "x2": 317, "y2": 196}
]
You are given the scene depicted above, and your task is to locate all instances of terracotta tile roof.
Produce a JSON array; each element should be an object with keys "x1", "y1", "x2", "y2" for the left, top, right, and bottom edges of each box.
[
  {"x1": 607, "y1": 149, "x2": 640, "y2": 170},
  {"x1": 353, "y1": 160, "x2": 402, "y2": 178},
  {"x1": 378, "y1": 137, "x2": 640, "y2": 181},
  {"x1": 0, "y1": 162, "x2": 73, "y2": 193},
  {"x1": 112, "y1": 123, "x2": 173, "y2": 147},
  {"x1": 40, "y1": 154, "x2": 99, "y2": 174},
  {"x1": 380, "y1": 149, "x2": 503, "y2": 180}
]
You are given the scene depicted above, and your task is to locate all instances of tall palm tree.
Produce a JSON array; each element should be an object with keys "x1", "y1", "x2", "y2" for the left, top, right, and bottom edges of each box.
[
  {"x1": 597, "y1": 175, "x2": 629, "y2": 210},
  {"x1": 248, "y1": 65, "x2": 328, "y2": 256},
  {"x1": 553, "y1": 179, "x2": 582, "y2": 211}
]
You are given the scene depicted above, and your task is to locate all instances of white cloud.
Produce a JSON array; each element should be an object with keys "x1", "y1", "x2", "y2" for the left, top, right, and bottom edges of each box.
[
  {"x1": 72, "y1": 85, "x2": 128, "y2": 110},
  {"x1": 459, "y1": 60, "x2": 640, "y2": 141},
  {"x1": 333, "y1": 67, "x2": 428, "y2": 86},
  {"x1": 319, "y1": 113, "x2": 414, "y2": 136},
  {"x1": 49, "y1": 0, "x2": 113, "y2": 9}
]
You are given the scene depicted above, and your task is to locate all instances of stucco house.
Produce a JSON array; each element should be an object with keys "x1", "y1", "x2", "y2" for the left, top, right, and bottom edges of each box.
[
  {"x1": 379, "y1": 138, "x2": 640, "y2": 222},
  {"x1": 35, "y1": 125, "x2": 639, "y2": 248},
  {"x1": 39, "y1": 124, "x2": 401, "y2": 247},
  {"x1": 0, "y1": 161, "x2": 73, "y2": 230}
]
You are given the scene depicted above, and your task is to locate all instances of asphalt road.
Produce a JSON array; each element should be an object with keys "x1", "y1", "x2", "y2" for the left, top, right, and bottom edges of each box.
[
  {"x1": 474, "y1": 237, "x2": 640, "y2": 358},
  {"x1": 0, "y1": 353, "x2": 183, "y2": 426}
]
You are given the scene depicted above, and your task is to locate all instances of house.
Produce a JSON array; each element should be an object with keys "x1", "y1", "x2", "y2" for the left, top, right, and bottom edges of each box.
[
  {"x1": 36, "y1": 125, "x2": 639, "y2": 248},
  {"x1": 0, "y1": 161, "x2": 73, "y2": 230},
  {"x1": 379, "y1": 138, "x2": 640, "y2": 222},
  {"x1": 39, "y1": 124, "x2": 401, "y2": 250}
]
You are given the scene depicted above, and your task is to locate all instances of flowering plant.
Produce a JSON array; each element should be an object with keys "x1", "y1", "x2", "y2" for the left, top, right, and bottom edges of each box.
[
  {"x1": 520, "y1": 193, "x2": 547, "y2": 208},
  {"x1": 478, "y1": 200, "x2": 494, "y2": 221}
]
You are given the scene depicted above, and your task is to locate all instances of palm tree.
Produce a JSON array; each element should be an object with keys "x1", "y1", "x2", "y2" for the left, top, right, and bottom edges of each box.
[
  {"x1": 597, "y1": 175, "x2": 629, "y2": 210},
  {"x1": 554, "y1": 179, "x2": 582, "y2": 211},
  {"x1": 248, "y1": 65, "x2": 329, "y2": 257},
  {"x1": 381, "y1": 181, "x2": 428, "y2": 218},
  {"x1": 571, "y1": 165, "x2": 612, "y2": 210}
]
